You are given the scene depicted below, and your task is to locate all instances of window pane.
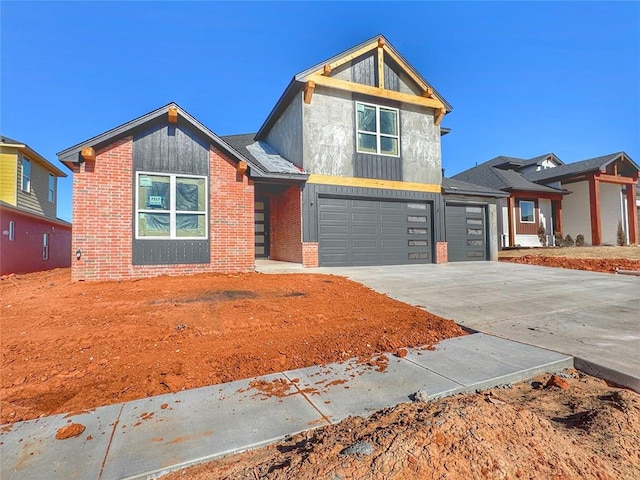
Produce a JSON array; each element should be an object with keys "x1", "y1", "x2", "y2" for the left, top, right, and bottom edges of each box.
[
  {"x1": 176, "y1": 214, "x2": 206, "y2": 237},
  {"x1": 138, "y1": 175, "x2": 170, "y2": 210},
  {"x1": 467, "y1": 219, "x2": 482, "y2": 225},
  {"x1": 357, "y1": 104, "x2": 376, "y2": 132},
  {"x1": 407, "y1": 203, "x2": 427, "y2": 210},
  {"x1": 520, "y1": 201, "x2": 534, "y2": 222},
  {"x1": 466, "y1": 207, "x2": 482, "y2": 213},
  {"x1": 138, "y1": 213, "x2": 170, "y2": 237},
  {"x1": 357, "y1": 133, "x2": 377, "y2": 153},
  {"x1": 409, "y1": 240, "x2": 428, "y2": 246},
  {"x1": 408, "y1": 216, "x2": 427, "y2": 222},
  {"x1": 380, "y1": 136, "x2": 398, "y2": 156},
  {"x1": 408, "y1": 228, "x2": 428, "y2": 234},
  {"x1": 22, "y1": 159, "x2": 30, "y2": 191},
  {"x1": 176, "y1": 177, "x2": 206, "y2": 211},
  {"x1": 467, "y1": 228, "x2": 483, "y2": 235},
  {"x1": 379, "y1": 108, "x2": 397, "y2": 135}
]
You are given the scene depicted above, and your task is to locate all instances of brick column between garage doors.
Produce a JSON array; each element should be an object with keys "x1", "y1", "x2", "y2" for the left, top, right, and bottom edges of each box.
[{"x1": 435, "y1": 241, "x2": 448, "y2": 264}]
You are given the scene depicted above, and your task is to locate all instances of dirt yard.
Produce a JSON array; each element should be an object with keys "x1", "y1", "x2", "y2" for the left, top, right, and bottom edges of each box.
[
  {"x1": 164, "y1": 372, "x2": 640, "y2": 480},
  {"x1": 0, "y1": 269, "x2": 464, "y2": 425},
  {"x1": 499, "y1": 245, "x2": 640, "y2": 273}
]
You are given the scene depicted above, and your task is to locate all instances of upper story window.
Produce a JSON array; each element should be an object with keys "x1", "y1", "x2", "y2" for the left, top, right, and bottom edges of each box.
[
  {"x1": 135, "y1": 172, "x2": 208, "y2": 240},
  {"x1": 48, "y1": 174, "x2": 55, "y2": 202},
  {"x1": 519, "y1": 200, "x2": 535, "y2": 223},
  {"x1": 356, "y1": 102, "x2": 399, "y2": 157},
  {"x1": 21, "y1": 157, "x2": 31, "y2": 192}
]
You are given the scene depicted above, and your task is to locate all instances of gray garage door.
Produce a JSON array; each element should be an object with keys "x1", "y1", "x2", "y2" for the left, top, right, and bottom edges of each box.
[
  {"x1": 318, "y1": 197, "x2": 432, "y2": 266},
  {"x1": 446, "y1": 204, "x2": 487, "y2": 262}
]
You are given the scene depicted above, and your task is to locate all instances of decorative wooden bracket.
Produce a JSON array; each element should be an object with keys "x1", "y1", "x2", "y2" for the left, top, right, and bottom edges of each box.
[
  {"x1": 168, "y1": 106, "x2": 178, "y2": 123},
  {"x1": 377, "y1": 39, "x2": 385, "y2": 89},
  {"x1": 237, "y1": 160, "x2": 248, "y2": 175},
  {"x1": 304, "y1": 80, "x2": 316, "y2": 104},
  {"x1": 81, "y1": 147, "x2": 95, "y2": 162},
  {"x1": 323, "y1": 64, "x2": 332, "y2": 75},
  {"x1": 434, "y1": 107, "x2": 446, "y2": 126},
  {"x1": 421, "y1": 87, "x2": 434, "y2": 98}
]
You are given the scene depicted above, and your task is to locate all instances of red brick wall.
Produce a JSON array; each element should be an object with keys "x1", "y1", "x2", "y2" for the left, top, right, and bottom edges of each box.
[
  {"x1": 0, "y1": 206, "x2": 71, "y2": 275},
  {"x1": 270, "y1": 186, "x2": 302, "y2": 263},
  {"x1": 435, "y1": 241, "x2": 448, "y2": 264},
  {"x1": 302, "y1": 242, "x2": 319, "y2": 267},
  {"x1": 71, "y1": 137, "x2": 254, "y2": 281}
]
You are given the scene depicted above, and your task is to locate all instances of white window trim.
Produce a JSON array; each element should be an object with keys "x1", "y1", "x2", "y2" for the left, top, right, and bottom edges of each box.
[
  {"x1": 9, "y1": 221, "x2": 15, "y2": 241},
  {"x1": 21, "y1": 157, "x2": 31, "y2": 193},
  {"x1": 355, "y1": 102, "x2": 400, "y2": 157},
  {"x1": 519, "y1": 200, "x2": 536, "y2": 224},
  {"x1": 135, "y1": 171, "x2": 209, "y2": 240},
  {"x1": 48, "y1": 174, "x2": 55, "y2": 203},
  {"x1": 42, "y1": 233, "x2": 50, "y2": 260}
]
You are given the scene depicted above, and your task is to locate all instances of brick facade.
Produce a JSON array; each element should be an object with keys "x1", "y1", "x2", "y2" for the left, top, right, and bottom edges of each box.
[
  {"x1": 270, "y1": 185, "x2": 303, "y2": 263},
  {"x1": 71, "y1": 137, "x2": 254, "y2": 281},
  {"x1": 302, "y1": 242, "x2": 319, "y2": 267},
  {"x1": 435, "y1": 241, "x2": 448, "y2": 264}
]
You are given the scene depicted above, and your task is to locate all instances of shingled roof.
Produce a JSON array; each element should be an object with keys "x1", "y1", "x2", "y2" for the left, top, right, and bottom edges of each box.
[
  {"x1": 452, "y1": 156, "x2": 565, "y2": 194},
  {"x1": 221, "y1": 134, "x2": 307, "y2": 179},
  {"x1": 524, "y1": 152, "x2": 638, "y2": 183}
]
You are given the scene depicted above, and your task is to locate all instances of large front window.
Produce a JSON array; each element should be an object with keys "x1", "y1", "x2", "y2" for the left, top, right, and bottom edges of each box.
[
  {"x1": 136, "y1": 172, "x2": 207, "y2": 239},
  {"x1": 356, "y1": 102, "x2": 399, "y2": 156}
]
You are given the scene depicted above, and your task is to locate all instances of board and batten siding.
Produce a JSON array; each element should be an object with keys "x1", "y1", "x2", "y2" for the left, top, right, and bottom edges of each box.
[
  {"x1": 16, "y1": 154, "x2": 57, "y2": 219},
  {"x1": 132, "y1": 120, "x2": 211, "y2": 265}
]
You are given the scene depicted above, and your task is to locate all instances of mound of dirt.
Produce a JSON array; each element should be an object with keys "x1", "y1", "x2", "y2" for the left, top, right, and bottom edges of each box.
[
  {"x1": 164, "y1": 372, "x2": 640, "y2": 480},
  {"x1": 0, "y1": 269, "x2": 464, "y2": 424},
  {"x1": 500, "y1": 255, "x2": 640, "y2": 273}
]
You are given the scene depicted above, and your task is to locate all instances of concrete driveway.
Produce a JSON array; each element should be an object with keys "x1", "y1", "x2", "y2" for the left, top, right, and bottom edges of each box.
[{"x1": 314, "y1": 262, "x2": 640, "y2": 391}]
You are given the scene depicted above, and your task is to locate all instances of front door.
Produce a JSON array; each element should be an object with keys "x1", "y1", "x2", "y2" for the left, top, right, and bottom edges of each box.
[{"x1": 254, "y1": 197, "x2": 270, "y2": 258}]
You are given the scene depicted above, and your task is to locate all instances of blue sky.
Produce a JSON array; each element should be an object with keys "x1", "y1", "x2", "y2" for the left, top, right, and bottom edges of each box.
[{"x1": 2, "y1": 1, "x2": 639, "y2": 223}]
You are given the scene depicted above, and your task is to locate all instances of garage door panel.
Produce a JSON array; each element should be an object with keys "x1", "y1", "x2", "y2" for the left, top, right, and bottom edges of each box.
[
  {"x1": 318, "y1": 197, "x2": 432, "y2": 266},
  {"x1": 446, "y1": 204, "x2": 487, "y2": 262}
]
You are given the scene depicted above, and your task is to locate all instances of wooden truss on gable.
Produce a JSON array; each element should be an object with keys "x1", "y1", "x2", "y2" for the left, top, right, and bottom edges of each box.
[{"x1": 302, "y1": 37, "x2": 447, "y2": 126}]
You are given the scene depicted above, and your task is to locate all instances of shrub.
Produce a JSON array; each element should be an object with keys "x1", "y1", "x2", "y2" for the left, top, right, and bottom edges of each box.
[
  {"x1": 575, "y1": 234, "x2": 585, "y2": 247},
  {"x1": 564, "y1": 234, "x2": 575, "y2": 247},
  {"x1": 617, "y1": 220, "x2": 626, "y2": 246},
  {"x1": 537, "y1": 222, "x2": 547, "y2": 247},
  {"x1": 554, "y1": 232, "x2": 564, "y2": 247}
]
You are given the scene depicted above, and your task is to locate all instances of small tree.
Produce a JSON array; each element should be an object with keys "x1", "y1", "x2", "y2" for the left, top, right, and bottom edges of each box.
[
  {"x1": 554, "y1": 232, "x2": 564, "y2": 247},
  {"x1": 575, "y1": 234, "x2": 585, "y2": 247},
  {"x1": 564, "y1": 234, "x2": 575, "y2": 247},
  {"x1": 537, "y1": 222, "x2": 547, "y2": 247},
  {"x1": 617, "y1": 221, "x2": 626, "y2": 246}
]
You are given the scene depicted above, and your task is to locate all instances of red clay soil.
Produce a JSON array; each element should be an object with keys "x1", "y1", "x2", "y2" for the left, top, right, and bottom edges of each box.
[
  {"x1": 0, "y1": 269, "x2": 464, "y2": 425},
  {"x1": 164, "y1": 372, "x2": 640, "y2": 480},
  {"x1": 500, "y1": 255, "x2": 640, "y2": 273}
]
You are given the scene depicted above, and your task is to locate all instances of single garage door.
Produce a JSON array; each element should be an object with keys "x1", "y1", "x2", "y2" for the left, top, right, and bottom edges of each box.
[
  {"x1": 446, "y1": 204, "x2": 487, "y2": 261},
  {"x1": 318, "y1": 197, "x2": 432, "y2": 266}
]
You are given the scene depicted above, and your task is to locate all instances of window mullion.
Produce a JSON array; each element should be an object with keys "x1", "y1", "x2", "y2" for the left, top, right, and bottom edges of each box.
[
  {"x1": 170, "y1": 175, "x2": 177, "y2": 238},
  {"x1": 376, "y1": 106, "x2": 381, "y2": 155}
]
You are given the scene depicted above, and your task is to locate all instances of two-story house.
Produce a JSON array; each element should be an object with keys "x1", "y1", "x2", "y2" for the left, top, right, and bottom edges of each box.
[
  {"x1": 57, "y1": 35, "x2": 506, "y2": 281},
  {"x1": 1, "y1": 136, "x2": 72, "y2": 275}
]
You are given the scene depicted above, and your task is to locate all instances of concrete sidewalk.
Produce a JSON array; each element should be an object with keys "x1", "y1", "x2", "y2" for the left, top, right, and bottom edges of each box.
[
  {"x1": 314, "y1": 262, "x2": 640, "y2": 392},
  {"x1": 1, "y1": 333, "x2": 571, "y2": 480}
]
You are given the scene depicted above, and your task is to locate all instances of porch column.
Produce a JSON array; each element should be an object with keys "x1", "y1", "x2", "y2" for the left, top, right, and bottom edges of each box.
[
  {"x1": 554, "y1": 200, "x2": 563, "y2": 236},
  {"x1": 588, "y1": 176, "x2": 602, "y2": 245},
  {"x1": 627, "y1": 181, "x2": 638, "y2": 244},
  {"x1": 507, "y1": 195, "x2": 515, "y2": 247}
]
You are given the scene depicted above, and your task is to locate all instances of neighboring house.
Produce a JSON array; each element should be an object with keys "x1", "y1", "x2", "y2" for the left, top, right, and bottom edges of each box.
[
  {"x1": 1, "y1": 136, "x2": 72, "y2": 275},
  {"x1": 454, "y1": 152, "x2": 639, "y2": 247},
  {"x1": 57, "y1": 35, "x2": 512, "y2": 281}
]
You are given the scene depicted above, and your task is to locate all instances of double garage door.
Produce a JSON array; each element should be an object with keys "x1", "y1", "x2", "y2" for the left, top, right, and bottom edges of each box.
[
  {"x1": 318, "y1": 197, "x2": 432, "y2": 266},
  {"x1": 445, "y1": 204, "x2": 487, "y2": 262}
]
